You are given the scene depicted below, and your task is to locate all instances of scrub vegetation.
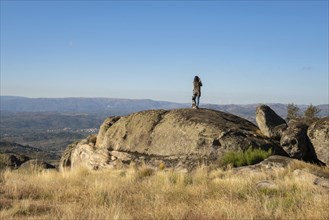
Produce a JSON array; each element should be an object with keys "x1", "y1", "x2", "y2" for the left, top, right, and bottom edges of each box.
[{"x1": 220, "y1": 148, "x2": 272, "y2": 167}]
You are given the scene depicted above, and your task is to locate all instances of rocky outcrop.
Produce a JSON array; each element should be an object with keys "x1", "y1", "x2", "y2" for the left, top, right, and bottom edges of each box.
[
  {"x1": 236, "y1": 155, "x2": 329, "y2": 190},
  {"x1": 0, "y1": 153, "x2": 30, "y2": 169},
  {"x1": 280, "y1": 120, "x2": 318, "y2": 162},
  {"x1": 60, "y1": 106, "x2": 328, "y2": 171},
  {"x1": 1, "y1": 153, "x2": 56, "y2": 170},
  {"x1": 59, "y1": 134, "x2": 109, "y2": 171},
  {"x1": 60, "y1": 108, "x2": 287, "y2": 170},
  {"x1": 256, "y1": 105, "x2": 287, "y2": 140},
  {"x1": 19, "y1": 159, "x2": 55, "y2": 170},
  {"x1": 254, "y1": 105, "x2": 324, "y2": 165},
  {"x1": 235, "y1": 155, "x2": 295, "y2": 173},
  {"x1": 308, "y1": 117, "x2": 329, "y2": 165}
]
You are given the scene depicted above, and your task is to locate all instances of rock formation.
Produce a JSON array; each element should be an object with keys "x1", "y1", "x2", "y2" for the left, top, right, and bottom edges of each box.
[
  {"x1": 59, "y1": 134, "x2": 109, "y2": 171},
  {"x1": 0, "y1": 153, "x2": 55, "y2": 170},
  {"x1": 255, "y1": 105, "x2": 326, "y2": 165},
  {"x1": 308, "y1": 117, "x2": 329, "y2": 165},
  {"x1": 235, "y1": 155, "x2": 329, "y2": 190},
  {"x1": 61, "y1": 106, "x2": 329, "y2": 171},
  {"x1": 19, "y1": 159, "x2": 55, "y2": 170},
  {"x1": 280, "y1": 120, "x2": 318, "y2": 162},
  {"x1": 0, "y1": 153, "x2": 30, "y2": 169},
  {"x1": 60, "y1": 108, "x2": 286, "y2": 170},
  {"x1": 256, "y1": 105, "x2": 287, "y2": 140}
]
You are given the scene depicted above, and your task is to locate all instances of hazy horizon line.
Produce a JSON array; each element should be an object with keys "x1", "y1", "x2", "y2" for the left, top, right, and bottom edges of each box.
[{"x1": 1, "y1": 95, "x2": 328, "y2": 106}]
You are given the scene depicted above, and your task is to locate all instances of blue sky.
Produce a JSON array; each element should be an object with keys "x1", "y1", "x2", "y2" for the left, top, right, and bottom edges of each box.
[{"x1": 1, "y1": 1, "x2": 328, "y2": 104}]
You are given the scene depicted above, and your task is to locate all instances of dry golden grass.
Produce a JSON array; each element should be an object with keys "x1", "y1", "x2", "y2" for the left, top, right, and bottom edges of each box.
[{"x1": 1, "y1": 162, "x2": 328, "y2": 220}]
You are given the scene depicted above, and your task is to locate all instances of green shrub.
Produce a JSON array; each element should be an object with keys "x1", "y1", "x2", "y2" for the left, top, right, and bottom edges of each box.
[{"x1": 221, "y1": 147, "x2": 272, "y2": 167}]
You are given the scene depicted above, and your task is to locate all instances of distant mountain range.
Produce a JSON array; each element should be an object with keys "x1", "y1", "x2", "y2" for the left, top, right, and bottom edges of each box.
[
  {"x1": 0, "y1": 96, "x2": 186, "y2": 116},
  {"x1": 1, "y1": 96, "x2": 328, "y2": 121}
]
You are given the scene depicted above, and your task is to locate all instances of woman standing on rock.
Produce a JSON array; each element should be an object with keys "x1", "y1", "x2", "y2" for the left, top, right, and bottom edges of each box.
[{"x1": 192, "y1": 75, "x2": 202, "y2": 109}]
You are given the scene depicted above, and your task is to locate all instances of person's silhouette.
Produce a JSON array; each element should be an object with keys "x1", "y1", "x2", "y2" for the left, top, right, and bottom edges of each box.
[{"x1": 192, "y1": 75, "x2": 202, "y2": 109}]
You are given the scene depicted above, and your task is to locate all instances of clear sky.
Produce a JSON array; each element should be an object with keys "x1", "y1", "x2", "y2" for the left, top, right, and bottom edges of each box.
[{"x1": 1, "y1": 0, "x2": 328, "y2": 105}]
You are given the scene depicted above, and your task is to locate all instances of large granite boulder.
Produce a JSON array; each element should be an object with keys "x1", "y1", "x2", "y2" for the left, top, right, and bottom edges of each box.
[
  {"x1": 308, "y1": 117, "x2": 329, "y2": 165},
  {"x1": 60, "y1": 108, "x2": 287, "y2": 170},
  {"x1": 280, "y1": 120, "x2": 318, "y2": 163},
  {"x1": 256, "y1": 105, "x2": 287, "y2": 140}
]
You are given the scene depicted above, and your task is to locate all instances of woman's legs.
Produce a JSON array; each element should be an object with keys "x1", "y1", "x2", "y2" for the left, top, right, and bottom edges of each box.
[
  {"x1": 192, "y1": 94, "x2": 196, "y2": 106},
  {"x1": 196, "y1": 96, "x2": 200, "y2": 107}
]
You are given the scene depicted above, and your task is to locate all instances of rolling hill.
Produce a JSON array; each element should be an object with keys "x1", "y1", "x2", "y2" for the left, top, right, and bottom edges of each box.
[{"x1": 1, "y1": 96, "x2": 328, "y2": 120}]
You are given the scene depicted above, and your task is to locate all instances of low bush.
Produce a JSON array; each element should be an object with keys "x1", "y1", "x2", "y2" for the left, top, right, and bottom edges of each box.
[{"x1": 221, "y1": 147, "x2": 272, "y2": 167}]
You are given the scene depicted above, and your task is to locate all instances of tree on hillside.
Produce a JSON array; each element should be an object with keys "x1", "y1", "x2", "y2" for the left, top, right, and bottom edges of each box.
[
  {"x1": 303, "y1": 104, "x2": 321, "y2": 125},
  {"x1": 286, "y1": 103, "x2": 300, "y2": 122}
]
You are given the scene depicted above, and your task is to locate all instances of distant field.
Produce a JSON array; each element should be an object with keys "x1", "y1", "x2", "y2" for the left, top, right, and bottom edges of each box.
[
  {"x1": 0, "y1": 112, "x2": 104, "y2": 161},
  {"x1": 1, "y1": 161, "x2": 328, "y2": 219}
]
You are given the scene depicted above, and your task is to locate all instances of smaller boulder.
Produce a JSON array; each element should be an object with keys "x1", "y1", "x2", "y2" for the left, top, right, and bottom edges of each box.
[
  {"x1": 256, "y1": 180, "x2": 277, "y2": 190},
  {"x1": 59, "y1": 134, "x2": 110, "y2": 171},
  {"x1": 0, "y1": 153, "x2": 30, "y2": 169},
  {"x1": 19, "y1": 159, "x2": 55, "y2": 170},
  {"x1": 307, "y1": 117, "x2": 329, "y2": 165},
  {"x1": 234, "y1": 155, "x2": 295, "y2": 175},
  {"x1": 110, "y1": 151, "x2": 134, "y2": 163},
  {"x1": 314, "y1": 178, "x2": 329, "y2": 189},
  {"x1": 293, "y1": 169, "x2": 329, "y2": 189},
  {"x1": 280, "y1": 120, "x2": 318, "y2": 162},
  {"x1": 256, "y1": 105, "x2": 287, "y2": 140}
]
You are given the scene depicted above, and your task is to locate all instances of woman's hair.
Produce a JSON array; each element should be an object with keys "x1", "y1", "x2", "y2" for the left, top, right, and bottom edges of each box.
[{"x1": 194, "y1": 75, "x2": 200, "y2": 82}]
